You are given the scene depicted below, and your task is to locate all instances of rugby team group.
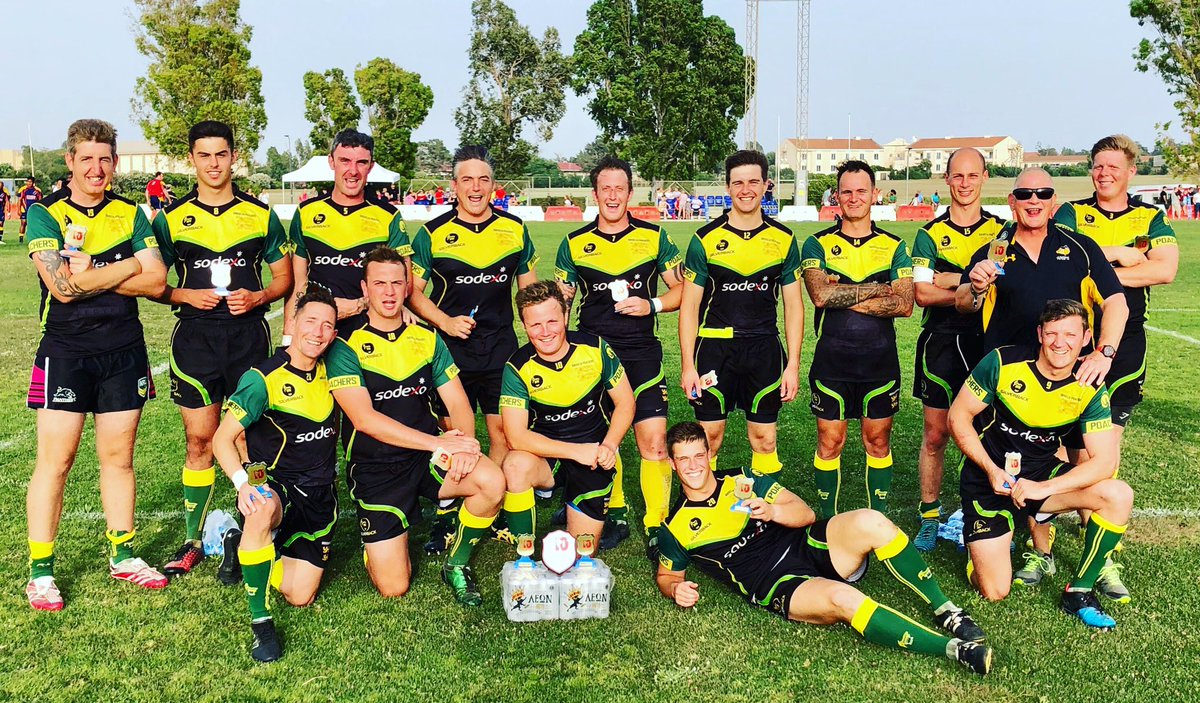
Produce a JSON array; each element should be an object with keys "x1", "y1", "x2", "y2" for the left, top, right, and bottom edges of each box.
[{"x1": 20, "y1": 117, "x2": 1176, "y2": 671}]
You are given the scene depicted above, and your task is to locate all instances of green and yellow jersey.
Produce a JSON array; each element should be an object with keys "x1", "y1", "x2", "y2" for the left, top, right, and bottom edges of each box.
[
  {"x1": 325, "y1": 321, "x2": 459, "y2": 465},
  {"x1": 965, "y1": 345, "x2": 1112, "y2": 475},
  {"x1": 409, "y1": 207, "x2": 538, "y2": 371},
  {"x1": 657, "y1": 468, "x2": 786, "y2": 597},
  {"x1": 682, "y1": 213, "x2": 801, "y2": 339},
  {"x1": 153, "y1": 187, "x2": 289, "y2": 321},
  {"x1": 911, "y1": 211, "x2": 1006, "y2": 334},
  {"x1": 26, "y1": 190, "x2": 157, "y2": 357},
  {"x1": 499, "y1": 332, "x2": 624, "y2": 444},
  {"x1": 1053, "y1": 195, "x2": 1177, "y2": 327},
  {"x1": 554, "y1": 216, "x2": 681, "y2": 349},
  {"x1": 801, "y1": 223, "x2": 914, "y2": 381},
  {"x1": 224, "y1": 349, "x2": 338, "y2": 486},
  {"x1": 289, "y1": 196, "x2": 411, "y2": 301}
]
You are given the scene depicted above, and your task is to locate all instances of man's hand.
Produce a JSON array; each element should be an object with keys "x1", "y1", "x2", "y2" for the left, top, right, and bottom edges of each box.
[
  {"x1": 596, "y1": 443, "x2": 617, "y2": 470},
  {"x1": 183, "y1": 287, "x2": 222, "y2": 311},
  {"x1": 439, "y1": 429, "x2": 482, "y2": 457},
  {"x1": 335, "y1": 296, "x2": 365, "y2": 319},
  {"x1": 1075, "y1": 351, "x2": 1113, "y2": 387},
  {"x1": 401, "y1": 306, "x2": 419, "y2": 326},
  {"x1": 1110, "y1": 246, "x2": 1147, "y2": 268},
  {"x1": 226, "y1": 289, "x2": 264, "y2": 316},
  {"x1": 438, "y1": 315, "x2": 476, "y2": 339},
  {"x1": 60, "y1": 249, "x2": 93, "y2": 275},
  {"x1": 1010, "y1": 478, "x2": 1050, "y2": 509},
  {"x1": 966, "y1": 259, "x2": 1001, "y2": 292},
  {"x1": 743, "y1": 498, "x2": 776, "y2": 522},
  {"x1": 780, "y1": 362, "x2": 800, "y2": 402},
  {"x1": 987, "y1": 465, "x2": 1012, "y2": 497},
  {"x1": 673, "y1": 580, "x2": 700, "y2": 608},
  {"x1": 680, "y1": 368, "x2": 702, "y2": 401},
  {"x1": 933, "y1": 272, "x2": 961, "y2": 290},
  {"x1": 447, "y1": 451, "x2": 480, "y2": 483},
  {"x1": 614, "y1": 297, "x2": 652, "y2": 317},
  {"x1": 573, "y1": 442, "x2": 601, "y2": 469},
  {"x1": 236, "y1": 483, "x2": 272, "y2": 517}
]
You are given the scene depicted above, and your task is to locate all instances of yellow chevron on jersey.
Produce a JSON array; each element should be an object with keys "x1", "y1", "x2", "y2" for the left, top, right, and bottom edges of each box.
[
  {"x1": 34, "y1": 193, "x2": 157, "y2": 256},
  {"x1": 507, "y1": 342, "x2": 616, "y2": 408},
  {"x1": 912, "y1": 214, "x2": 1005, "y2": 270},
  {"x1": 339, "y1": 323, "x2": 458, "y2": 384},
  {"x1": 293, "y1": 197, "x2": 411, "y2": 253},
  {"x1": 808, "y1": 230, "x2": 911, "y2": 283},
  {"x1": 558, "y1": 224, "x2": 663, "y2": 277},
  {"x1": 695, "y1": 224, "x2": 796, "y2": 277},
  {"x1": 990, "y1": 358, "x2": 1108, "y2": 431},
  {"x1": 161, "y1": 192, "x2": 277, "y2": 252},
  {"x1": 414, "y1": 215, "x2": 533, "y2": 274},
  {"x1": 246, "y1": 360, "x2": 335, "y2": 424},
  {"x1": 1066, "y1": 198, "x2": 1175, "y2": 248}
]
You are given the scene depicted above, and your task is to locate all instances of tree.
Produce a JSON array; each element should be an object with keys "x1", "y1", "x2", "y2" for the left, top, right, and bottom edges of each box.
[
  {"x1": 1132, "y1": 0, "x2": 1200, "y2": 174},
  {"x1": 416, "y1": 139, "x2": 452, "y2": 173},
  {"x1": 303, "y1": 68, "x2": 362, "y2": 150},
  {"x1": 572, "y1": 0, "x2": 749, "y2": 182},
  {"x1": 264, "y1": 146, "x2": 293, "y2": 182},
  {"x1": 354, "y1": 57, "x2": 434, "y2": 178},
  {"x1": 455, "y1": 0, "x2": 570, "y2": 177},
  {"x1": 132, "y1": 0, "x2": 267, "y2": 160},
  {"x1": 570, "y1": 137, "x2": 616, "y2": 172}
]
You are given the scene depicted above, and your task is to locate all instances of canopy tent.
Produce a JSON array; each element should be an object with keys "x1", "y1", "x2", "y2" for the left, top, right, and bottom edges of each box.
[{"x1": 281, "y1": 156, "x2": 399, "y2": 183}]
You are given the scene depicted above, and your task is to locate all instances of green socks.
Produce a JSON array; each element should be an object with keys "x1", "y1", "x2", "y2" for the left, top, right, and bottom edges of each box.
[
  {"x1": 182, "y1": 466, "x2": 216, "y2": 544},
  {"x1": 106, "y1": 529, "x2": 135, "y2": 564},
  {"x1": 1069, "y1": 513, "x2": 1128, "y2": 591},
  {"x1": 446, "y1": 505, "x2": 497, "y2": 567},
  {"x1": 29, "y1": 540, "x2": 54, "y2": 580},
  {"x1": 851, "y1": 597, "x2": 951, "y2": 657},
  {"x1": 239, "y1": 543, "x2": 274, "y2": 622},
  {"x1": 876, "y1": 530, "x2": 949, "y2": 608},
  {"x1": 503, "y1": 489, "x2": 536, "y2": 537},
  {"x1": 866, "y1": 452, "x2": 893, "y2": 513},
  {"x1": 919, "y1": 501, "x2": 941, "y2": 520},
  {"x1": 813, "y1": 453, "x2": 841, "y2": 519}
]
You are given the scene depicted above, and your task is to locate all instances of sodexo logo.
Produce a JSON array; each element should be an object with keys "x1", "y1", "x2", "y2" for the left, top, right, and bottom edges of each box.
[
  {"x1": 592, "y1": 279, "x2": 643, "y2": 293},
  {"x1": 541, "y1": 403, "x2": 596, "y2": 423},
  {"x1": 296, "y1": 426, "x2": 336, "y2": 443},
  {"x1": 375, "y1": 379, "x2": 429, "y2": 401},
  {"x1": 312, "y1": 254, "x2": 363, "y2": 267},
  {"x1": 194, "y1": 254, "x2": 247, "y2": 269},
  {"x1": 455, "y1": 266, "x2": 509, "y2": 285},
  {"x1": 721, "y1": 276, "x2": 771, "y2": 293}
]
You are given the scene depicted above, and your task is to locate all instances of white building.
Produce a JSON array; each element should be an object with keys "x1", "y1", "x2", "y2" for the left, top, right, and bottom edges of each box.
[
  {"x1": 779, "y1": 137, "x2": 885, "y2": 175},
  {"x1": 907, "y1": 136, "x2": 1023, "y2": 174}
]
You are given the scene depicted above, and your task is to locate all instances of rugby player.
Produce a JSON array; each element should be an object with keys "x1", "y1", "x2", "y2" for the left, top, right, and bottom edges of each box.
[
  {"x1": 909, "y1": 149, "x2": 1005, "y2": 549},
  {"x1": 656, "y1": 422, "x2": 992, "y2": 675},
  {"x1": 25, "y1": 119, "x2": 169, "y2": 610},
  {"x1": 678, "y1": 150, "x2": 803, "y2": 477},
  {"x1": 0, "y1": 181, "x2": 11, "y2": 244},
  {"x1": 285, "y1": 129, "x2": 411, "y2": 340},
  {"x1": 1050, "y1": 135, "x2": 1178, "y2": 601},
  {"x1": 801, "y1": 160, "x2": 914, "y2": 518},
  {"x1": 153, "y1": 120, "x2": 293, "y2": 577},
  {"x1": 948, "y1": 299, "x2": 1131, "y2": 629},
  {"x1": 555, "y1": 155, "x2": 684, "y2": 556},
  {"x1": 18, "y1": 176, "x2": 43, "y2": 242},
  {"x1": 213, "y1": 286, "x2": 339, "y2": 662},
  {"x1": 406, "y1": 145, "x2": 538, "y2": 552},
  {"x1": 499, "y1": 282, "x2": 636, "y2": 543},
  {"x1": 327, "y1": 247, "x2": 504, "y2": 605}
]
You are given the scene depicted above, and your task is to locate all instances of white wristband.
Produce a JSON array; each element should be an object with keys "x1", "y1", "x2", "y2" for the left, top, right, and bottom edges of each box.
[
  {"x1": 232, "y1": 469, "x2": 248, "y2": 490},
  {"x1": 912, "y1": 266, "x2": 934, "y2": 284},
  {"x1": 652, "y1": 297, "x2": 663, "y2": 313},
  {"x1": 280, "y1": 335, "x2": 292, "y2": 346}
]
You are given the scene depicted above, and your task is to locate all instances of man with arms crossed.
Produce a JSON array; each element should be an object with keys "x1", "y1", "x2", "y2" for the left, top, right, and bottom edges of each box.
[
  {"x1": 25, "y1": 119, "x2": 169, "y2": 610},
  {"x1": 555, "y1": 155, "x2": 684, "y2": 557},
  {"x1": 678, "y1": 150, "x2": 803, "y2": 476},
  {"x1": 801, "y1": 160, "x2": 914, "y2": 518},
  {"x1": 656, "y1": 422, "x2": 992, "y2": 675},
  {"x1": 327, "y1": 247, "x2": 504, "y2": 606},
  {"x1": 499, "y1": 282, "x2": 636, "y2": 543},
  {"x1": 154, "y1": 121, "x2": 293, "y2": 577},
  {"x1": 949, "y1": 299, "x2": 1132, "y2": 630},
  {"x1": 909, "y1": 148, "x2": 1006, "y2": 550},
  {"x1": 214, "y1": 286, "x2": 339, "y2": 662}
]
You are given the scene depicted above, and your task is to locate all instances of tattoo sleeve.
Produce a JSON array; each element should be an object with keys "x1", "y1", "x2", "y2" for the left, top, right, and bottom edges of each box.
[{"x1": 36, "y1": 250, "x2": 103, "y2": 301}]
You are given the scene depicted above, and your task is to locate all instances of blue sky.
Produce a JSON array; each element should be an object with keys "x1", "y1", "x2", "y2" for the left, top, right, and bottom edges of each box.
[{"x1": 4, "y1": 0, "x2": 1175, "y2": 159}]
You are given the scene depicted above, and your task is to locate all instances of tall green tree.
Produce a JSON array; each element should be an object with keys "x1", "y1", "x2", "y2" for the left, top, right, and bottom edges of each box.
[
  {"x1": 454, "y1": 0, "x2": 570, "y2": 177},
  {"x1": 131, "y1": 0, "x2": 267, "y2": 160},
  {"x1": 572, "y1": 0, "x2": 749, "y2": 182},
  {"x1": 570, "y1": 137, "x2": 616, "y2": 172},
  {"x1": 416, "y1": 139, "x2": 453, "y2": 173},
  {"x1": 303, "y1": 68, "x2": 362, "y2": 151},
  {"x1": 1132, "y1": 0, "x2": 1200, "y2": 174},
  {"x1": 354, "y1": 57, "x2": 434, "y2": 178}
]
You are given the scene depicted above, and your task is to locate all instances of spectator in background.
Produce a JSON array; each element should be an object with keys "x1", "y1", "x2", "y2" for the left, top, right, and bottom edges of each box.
[
  {"x1": 564, "y1": 195, "x2": 574, "y2": 208},
  {"x1": 931, "y1": 191, "x2": 941, "y2": 209},
  {"x1": 691, "y1": 192, "x2": 703, "y2": 219},
  {"x1": 1158, "y1": 187, "x2": 1167, "y2": 207},
  {"x1": 887, "y1": 189, "x2": 898, "y2": 204},
  {"x1": 822, "y1": 186, "x2": 832, "y2": 206},
  {"x1": 656, "y1": 188, "x2": 667, "y2": 218},
  {"x1": 911, "y1": 192, "x2": 923, "y2": 206},
  {"x1": 494, "y1": 183, "x2": 508, "y2": 210},
  {"x1": 435, "y1": 186, "x2": 445, "y2": 205},
  {"x1": 765, "y1": 178, "x2": 776, "y2": 203}
]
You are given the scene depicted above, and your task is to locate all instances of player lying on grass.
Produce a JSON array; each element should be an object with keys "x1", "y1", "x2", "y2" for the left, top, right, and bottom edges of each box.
[{"x1": 654, "y1": 421, "x2": 994, "y2": 676}]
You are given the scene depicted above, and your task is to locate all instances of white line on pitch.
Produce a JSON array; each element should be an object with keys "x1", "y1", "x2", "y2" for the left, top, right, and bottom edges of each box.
[
  {"x1": 62, "y1": 510, "x2": 180, "y2": 522},
  {"x1": 1132, "y1": 507, "x2": 1200, "y2": 519},
  {"x1": 1153, "y1": 308, "x2": 1198, "y2": 312},
  {"x1": 150, "y1": 309, "x2": 283, "y2": 376},
  {"x1": 1146, "y1": 325, "x2": 1200, "y2": 346}
]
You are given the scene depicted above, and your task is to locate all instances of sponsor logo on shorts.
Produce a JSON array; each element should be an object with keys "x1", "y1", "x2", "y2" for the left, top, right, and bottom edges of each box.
[
  {"x1": 971, "y1": 520, "x2": 991, "y2": 536},
  {"x1": 296, "y1": 427, "x2": 336, "y2": 443},
  {"x1": 454, "y1": 269, "x2": 508, "y2": 285},
  {"x1": 137, "y1": 376, "x2": 148, "y2": 398},
  {"x1": 359, "y1": 517, "x2": 376, "y2": 537},
  {"x1": 52, "y1": 386, "x2": 77, "y2": 404}
]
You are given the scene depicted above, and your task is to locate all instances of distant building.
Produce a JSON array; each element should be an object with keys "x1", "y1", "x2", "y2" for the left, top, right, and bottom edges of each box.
[
  {"x1": 0, "y1": 148, "x2": 24, "y2": 170},
  {"x1": 116, "y1": 139, "x2": 249, "y2": 176},
  {"x1": 1023, "y1": 152, "x2": 1088, "y2": 168},
  {"x1": 907, "y1": 136, "x2": 1023, "y2": 173},
  {"x1": 557, "y1": 161, "x2": 584, "y2": 174},
  {"x1": 779, "y1": 137, "x2": 885, "y2": 175}
]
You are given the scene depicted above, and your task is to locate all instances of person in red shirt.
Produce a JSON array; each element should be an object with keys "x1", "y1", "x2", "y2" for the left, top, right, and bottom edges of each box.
[
  {"x1": 145, "y1": 172, "x2": 166, "y2": 217},
  {"x1": 435, "y1": 186, "x2": 445, "y2": 205}
]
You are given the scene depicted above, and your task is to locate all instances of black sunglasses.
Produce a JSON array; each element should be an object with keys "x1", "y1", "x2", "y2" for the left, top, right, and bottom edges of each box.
[{"x1": 1012, "y1": 187, "x2": 1055, "y2": 200}]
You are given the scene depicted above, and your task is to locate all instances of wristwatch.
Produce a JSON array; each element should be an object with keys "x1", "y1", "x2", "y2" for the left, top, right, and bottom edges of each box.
[{"x1": 1099, "y1": 345, "x2": 1117, "y2": 359}]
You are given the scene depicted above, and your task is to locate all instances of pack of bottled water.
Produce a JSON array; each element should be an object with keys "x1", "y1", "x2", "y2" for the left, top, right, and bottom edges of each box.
[
  {"x1": 500, "y1": 531, "x2": 613, "y2": 622},
  {"x1": 201, "y1": 509, "x2": 240, "y2": 557}
]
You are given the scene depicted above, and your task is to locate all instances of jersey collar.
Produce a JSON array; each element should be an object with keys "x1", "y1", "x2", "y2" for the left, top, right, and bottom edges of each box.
[
  {"x1": 364, "y1": 321, "x2": 408, "y2": 342},
  {"x1": 63, "y1": 192, "x2": 114, "y2": 218},
  {"x1": 590, "y1": 218, "x2": 636, "y2": 241},
  {"x1": 188, "y1": 186, "x2": 246, "y2": 217},
  {"x1": 1025, "y1": 357, "x2": 1081, "y2": 392},
  {"x1": 1080, "y1": 192, "x2": 1135, "y2": 219},
  {"x1": 326, "y1": 196, "x2": 374, "y2": 216},
  {"x1": 532, "y1": 341, "x2": 577, "y2": 371},
  {"x1": 941, "y1": 212, "x2": 995, "y2": 236},
  {"x1": 453, "y1": 208, "x2": 498, "y2": 233},
  {"x1": 683, "y1": 477, "x2": 724, "y2": 508}
]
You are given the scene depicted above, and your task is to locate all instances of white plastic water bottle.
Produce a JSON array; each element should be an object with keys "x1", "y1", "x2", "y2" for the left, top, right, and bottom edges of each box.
[
  {"x1": 202, "y1": 509, "x2": 239, "y2": 557},
  {"x1": 557, "y1": 556, "x2": 613, "y2": 620},
  {"x1": 501, "y1": 557, "x2": 560, "y2": 622}
]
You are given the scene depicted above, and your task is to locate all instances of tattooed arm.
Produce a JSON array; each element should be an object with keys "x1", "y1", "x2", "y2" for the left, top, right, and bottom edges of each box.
[
  {"x1": 849, "y1": 277, "x2": 914, "y2": 318},
  {"x1": 802, "y1": 268, "x2": 891, "y2": 309},
  {"x1": 31, "y1": 248, "x2": 141, "y2": 303}
]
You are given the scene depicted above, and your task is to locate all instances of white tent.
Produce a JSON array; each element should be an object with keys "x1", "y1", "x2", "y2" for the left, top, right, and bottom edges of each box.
[{"x1": 281, "y1": 156, "x2": 399, "y2": 183}]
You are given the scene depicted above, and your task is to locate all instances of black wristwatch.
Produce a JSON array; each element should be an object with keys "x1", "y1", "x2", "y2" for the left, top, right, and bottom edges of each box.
[{"x1": 1099, "y1": 345, "x2": 1117, "y2": 359}]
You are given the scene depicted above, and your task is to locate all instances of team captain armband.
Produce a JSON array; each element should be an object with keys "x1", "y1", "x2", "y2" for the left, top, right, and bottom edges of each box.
[
  {"x1": 328, "y1": 376, "x2": 361, "y2": 390},
  {"x1": 801, "y1": 257, "x2": 821, "y2": 270},
  {"x1": 912, "y1": 266, "x2": 934, "y2": 284},
  {"x1": 27, "y1": 238, "x2": 60, "y2": 253},
  {"x1": 966, "y1": 375, "x2": 989, "y2": 401},
  {"x1": 499, "y1": 395, "x2": 526, "y2": 409}
]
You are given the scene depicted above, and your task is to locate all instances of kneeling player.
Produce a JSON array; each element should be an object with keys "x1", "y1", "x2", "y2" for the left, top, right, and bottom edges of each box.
[
  {"x1": 328, "y1": 247, "x2": 504, "y2": 606},
  {"x1": 656, "y1": 422, "x2": 993, "y2": 676},
  {"x1": 500, "y1": 282, "x2": 636, "y2": 543},
  {"x1": 949, "y1": 299, "x2": 1132, "y2": 629},
  {"x1": 213, "y1": 287, "x2": 340, "y2": 662}
]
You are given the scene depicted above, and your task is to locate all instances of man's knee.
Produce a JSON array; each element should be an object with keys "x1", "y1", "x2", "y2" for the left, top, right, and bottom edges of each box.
[
  {"x1": 816, "y1": 431, "x2": 845, "y2": 459},
  {"x1": 844, "y1": 508, "x2": 895, "y2": 543},
  {"x1": 826, "y1": 583, "x2": 866, "y2": 622},
  {"x1": 371, "y1": 572, "x2": 411, "y2": 598},
  {"x1": 977, "y1": 577, "x2": 1010, "y2": 602},
  {"x1": 283, "y1": 589, "x2": 317, "y2": 608},
  {"x1": 1094, "y1": 479, "x2": 1134, "y2": 513},
  {"x1": 748, "y1": 426, "x2": 776, "y2": 454},
  {"x1": 502, "y1": 451, "x2": 538, "y2": 486},
  {"x1": 921, "y1": 420, "x2": 949, "y2": 452},
  {"x1": 185, "y1": 434, "x2": 212, "y2": 460},
  {"x1": 474, "y1": 462, "x2": 507, "y2": 504}
]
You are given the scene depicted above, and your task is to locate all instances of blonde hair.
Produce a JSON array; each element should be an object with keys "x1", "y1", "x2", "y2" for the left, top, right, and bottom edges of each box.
[
  {"x1": 1090, "y1": 134, "x2": 1139, "y2": 166},
  {"x1": 66, "y1": 119, "x2": 118, "y2": 156}
]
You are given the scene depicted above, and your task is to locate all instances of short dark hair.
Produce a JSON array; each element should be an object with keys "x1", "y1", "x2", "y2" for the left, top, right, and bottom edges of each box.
[
  {"x1": 295, "y1": 283, "x2": 336, "y2": 316},
  {"x1": 154, "y1": 171, "x2": 163, "y2": 177},
  {"x1": 666, "y1": 422, "x2": 709, "y2": 458},
  {"x1": 1039, "y1": 298, "x2": 1089, "y2": 331},
  {"x1": 330, "y1": 129, "x2": 375, "y2": 157},
  {"x1": 837, "y1": 159, "x2": 875, "y2": 188},
  {"x1": 452, "y1": 145, "x2": 493, "y2": 179},
  {"x1": 724, "y1": 150, "x2": 769, "y2": 183},
  {"x1": 188, "y1": 120, "x2": 235, "y2": 152},
  {"x1": 515, "y1": 280, "x2": 567, "y2": 320},
  {"x1": 589, "y1": 156, "x2": 633, "y2": 190},
  {"x1": 362, "y1": 246, "x2": 406, "y2": 277}
]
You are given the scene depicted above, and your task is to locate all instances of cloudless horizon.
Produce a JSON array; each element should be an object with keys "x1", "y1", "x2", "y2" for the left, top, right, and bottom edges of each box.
[{"x1": 4, "y1": 0, "x2": 1177, "y2": 163}]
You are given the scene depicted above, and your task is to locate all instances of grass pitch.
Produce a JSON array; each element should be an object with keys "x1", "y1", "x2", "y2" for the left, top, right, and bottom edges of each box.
[{"x1": 0, "y1": 218, "x2": 1197, "y2": 702}]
